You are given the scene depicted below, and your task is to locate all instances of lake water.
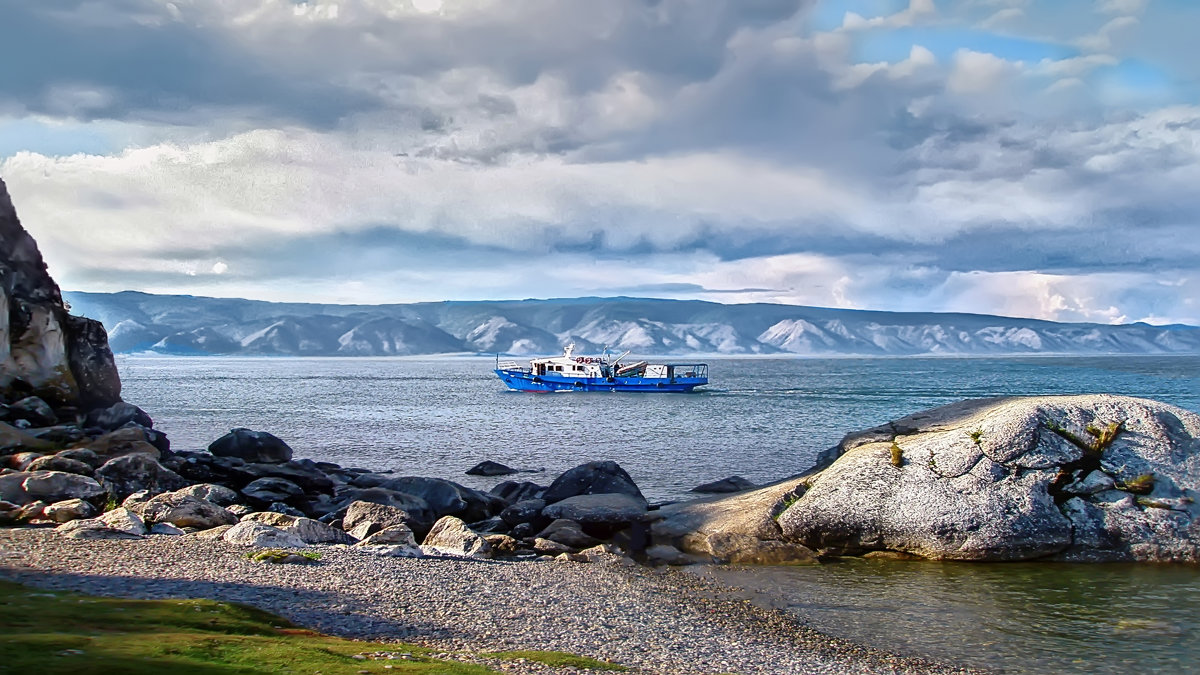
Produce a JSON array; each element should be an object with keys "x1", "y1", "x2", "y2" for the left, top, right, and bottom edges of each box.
[{"x1": 118, "y1": 354, "x2": 1200, "y2": 674}]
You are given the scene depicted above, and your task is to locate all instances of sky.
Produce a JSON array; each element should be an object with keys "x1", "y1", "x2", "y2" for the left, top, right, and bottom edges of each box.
[{"x1": 1, "y1": 0, "x2": 1197, "y2": 325}]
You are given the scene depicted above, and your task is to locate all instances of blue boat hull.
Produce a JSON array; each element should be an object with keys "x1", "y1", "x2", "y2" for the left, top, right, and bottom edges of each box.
[{"x1": 495, "y1": 369, "x2": 706, "y2": 393}]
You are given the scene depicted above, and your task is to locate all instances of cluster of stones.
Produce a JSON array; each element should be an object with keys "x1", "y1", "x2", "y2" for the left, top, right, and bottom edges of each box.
[{"x1": 0, "y1": 401, "x2": 749, "y2": 564}]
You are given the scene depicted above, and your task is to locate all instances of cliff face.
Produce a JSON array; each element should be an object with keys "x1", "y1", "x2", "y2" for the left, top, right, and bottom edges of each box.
[{"x1": 0, "y1": 178, "x2": 121, "y2": 409}]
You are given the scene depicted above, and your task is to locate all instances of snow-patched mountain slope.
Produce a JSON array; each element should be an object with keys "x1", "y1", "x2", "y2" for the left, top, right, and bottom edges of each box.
[{"x1": 62, "y1": 291, "x2": 1200, "y2": 356}]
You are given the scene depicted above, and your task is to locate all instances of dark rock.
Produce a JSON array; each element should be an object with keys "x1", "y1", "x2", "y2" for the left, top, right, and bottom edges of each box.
[
  {"x1": 173, "y1": 483, "x2": 239, "y2": 505},
  {"x1": 267, "y1": 502, "x2": 306, "y2": 517},
  {"x1": 542, "y1": 461, "x2": 646, "y2": 506},
  {"x1": 169, "y1": 451, "x2": 252, "y2": 486},
  {"x1": 122, "y1": 423, "x2": 169, "y2": 453},
  {"x1": 541, "y1": 493, "x2": 648, "y2": 525},
  {"x1": 691, "y1": 475, "x2": 757, "y2": 494},
  {"x1": 29, "y1": 425, "x2": 87, "y2": 445},
  {"x1": 466, "y1": 460, "x2": 518, "y2": 476},
  {"x1": 83, "y1": 427, "x2": 161, "y2": 460},
  {"x1": 535, "y1": 519, "x2": 603, "y2": 549},
  {"x1": 26, "y1": 455, "x2": 94, "y2": 477},
  {"x1": 510, "y1": 522, "x2": 535, "y2": 539},
  {"x1": 467, "y1": 516, "x2": 510, "y2": 534},
  {"x1": 242, "y1": 459, "x2": 334, "y2": 494},
  {"x1": 85, "y1": 402, "x2": 152, "y2": 432},
  {"x1": 209, "y1": 428, "x2": 293, "y2": 464},
  {"x1": 8, "y1": 396, "x2": 56, "y2": 427},
  {"x1": 490, "y1": 480, "x2": 544, "y2": 503},
  {"x1": 499, "y1": 498, "x2": 546, "y2": 527},
  {"x1": 63, "y1": 314, "x2": 122, "y2": 409},
  {"x1": 348, "y1": 472, "x2": 391, "y2": 489},
  {"x1": 240, "y1": 477, "x2": 304, "y2": 507},
  {"x1": 6, "y1": 451, "x2": 44, "y2": 470},
  {"x1": 377, "y1": 476, "x2": 469, "y2": 516},
  {"x1": 95, "y1": 454, "x2": 189, "y2": 501}
]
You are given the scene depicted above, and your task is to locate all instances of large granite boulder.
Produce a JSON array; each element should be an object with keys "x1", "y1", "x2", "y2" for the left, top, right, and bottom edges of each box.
[
  {"x1": 0, "y1": 177, "x2": 121, "y2": 409},
  {"x1": 136, "y1": 492, "x2": 238, "y2": 529},
  {"x1": 421, "y1": 515, "x2": 491, "y2": 557},
  {"x1": 777, "y1": 395, "x2": 1200, "y2": 562},
  {"x1": 342, "y1": 500, "x2": 417, "y2": 538},
  {"x1": 542, "y1": 461, "x2": 646, "y2": 507},
  {"x1": 95, "y1": 454, "x2": 190, "y2": 501},
  {"x1": 240, "y1": 511, "x2": 355, "y2": 545},
  {"x1": 209, "y1": 428, "x2": 293, "y2": 464},
  {"x1": 221, "y1": 521, "x2": 307, "y2": 548},
  {"x1": 26, "y1": 454, "x2": 94, "y2": 477}
]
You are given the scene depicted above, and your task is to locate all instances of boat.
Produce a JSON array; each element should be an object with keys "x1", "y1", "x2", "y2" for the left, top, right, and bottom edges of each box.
[{"x1": 494, "y1": 343, "x2": 708, "y2": 392}]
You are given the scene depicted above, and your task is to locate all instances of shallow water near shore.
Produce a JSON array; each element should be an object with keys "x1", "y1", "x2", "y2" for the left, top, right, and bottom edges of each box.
[{"x1": 118, "y1": 353, "x2": 1200, "y2": 673}]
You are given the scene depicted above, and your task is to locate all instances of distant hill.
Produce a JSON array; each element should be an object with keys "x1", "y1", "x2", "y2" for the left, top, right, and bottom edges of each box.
[{"x1": 63, "y1": 290, "x2": 1200, "y2": 357}]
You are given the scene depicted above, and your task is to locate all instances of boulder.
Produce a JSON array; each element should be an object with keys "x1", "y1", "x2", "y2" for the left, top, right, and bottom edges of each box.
[
  {"x1": 137, "y1": 493, "x2": 237, "y2": 529},
  {"x1": 240, "y1": 477, "x2": 304, "y2": 506},
  {"x1": 2, "y1": 470, "x2": 106, "y2": 505},
  {"x1": 61, "y1": 525, "x2": 143, "y2": 540},
  {"x1": 6, "y1": 451, "x2": 44, "y2": 470},
  {"x1": 490, "y1": 480, "x2": 544, "y2": 503},
  {"x1": 532, "y1": 538, "x2": 573, "y2": 556},
  {"x1": 267, "y1": 501, "x2": 306, "y2": 517},
  {"x1": 98, "y1": 507, "x2": 148, "y2": 535},
  {"x1": 85, "y1": 402, "x2": 152, "y2": 432},
  {"x1": 26, "y1": 455, "x2": 94, "y2": 477},
  {"x1": 173, "y1": 483, "x2": 239, "y2": 506},
  {"x1": 777, "y1": 395, "x2": 1200, "y2": 562},
  {"x1": 221, "y1": 521, "x2": 307, "y2": 548},
  {"x1": 357, "y1": 543, "x2": 424, "y2": 558},
  {"x1": 95, "y1": 454, "x2": 189, "y2": 501},
  {"x1": 0, "y1": 422, "x2": 55, "y2": 454},
  {"x1": 241, "y1": 459, "x2": 333, "y2": 494},
  {"x1": 43, "y1": 498, "x2": 96, "y2": 523},
  {"x1": 192, "y1": 524, "x2": 235, "y2": 540},
  {"x1": 377, "y1": 476, "x2": 469, "y2": 516},
  {"x1": 355, "y1": 524, "x2": 418, "y2": 547},
  {"x1": 420, "y1": 515, "x2": 491, "y2": 557},
  {"x1": 82, "y1": 427, "x2": 161, "y2": 460},
  {"x1": 542, "y1": 461, "x2": 646, "y2": 506},
  {"x1": 8, "y1": 396, "x2": 56, "y2": 427},
  {"x1": 565, "y1": 543, "x2": 634, "y2": 565},
  {"x1": 28, "y1": 425, "x2": 87, "y2": 446},
  {"x1": 466, "y1": 460, "x2": 518, "y2": 476},
  {"x1": 53, "y1": 448, "x2": 103, "y2": 468},
  {"x1": 691, "y1": 475, "x2": 756, "y2": 494},
  {"x1": 645, "y1": 544, "x2": 707, "y2": 566},
  {"x1": 541, "y1": 493, "x2": 647, "y2": 525},
  {"x1": 483, "y1": 533, "x2": 521, "y2": 556},
  {"x1": 342, "y1": 500, "x2": 417, "y2": 535},
  {"x1": 209, "y1": 428, "x2": 293, "y2": 464},
  {"x1": 150, "y1": 522, "x2": 186, "y2": 535},
  {"x1": 499, "y1": 498, "x2": 546, "y2": 527},
  {"x1": 240, "y1": 512, "x2": 355, "y2": 545},
  {"x1": 534, "y1": 519, "x2": 602, "y2": 549}
]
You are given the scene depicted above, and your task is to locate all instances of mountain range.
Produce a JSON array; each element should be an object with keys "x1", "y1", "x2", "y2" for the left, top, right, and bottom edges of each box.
[{"x1": 62, "y1": 291, "x2": 1200, "y2": 357}]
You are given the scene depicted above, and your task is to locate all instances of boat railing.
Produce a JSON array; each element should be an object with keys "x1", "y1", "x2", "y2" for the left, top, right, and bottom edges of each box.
[{"x1": 497, "y1": 360, "x2": 524, "y2": 371}]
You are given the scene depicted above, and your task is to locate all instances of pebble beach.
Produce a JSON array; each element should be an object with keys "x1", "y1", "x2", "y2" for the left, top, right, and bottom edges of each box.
[{"x1": 0, "y1": 528, "x2": 973, "y2": 675}]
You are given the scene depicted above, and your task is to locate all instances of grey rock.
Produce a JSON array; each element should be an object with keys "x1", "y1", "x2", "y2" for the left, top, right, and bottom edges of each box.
[
  {"x1": 5, "y1": 451, "x2": 45, "y2": 470},
  {"x1": 542, "y1": 461, "x2": 646, "y2": 505},
  {"x1": 83, "y1": 428, "x2": 161, "y2": 460},
  {"x1": 227, "y1": 504, "x2": 255, "y2": 517},
  {"x1": 420, "y1": 515, "x2": 491, "y2": 557},
  {"x1": 43, "y1": 498, "x2": 97, "y2": 523},
  {"x1": 778, "y1": 395, "x2": 1200, "y2": 562},
  {"x1": 209, "y1": 428, "x2": 293, "y2": 464},
  {"x1": 690, "y1": 475, "x2": 756, "y2": 494},
  {"x1": 1065, "y1": 470, "x2": 1117, "y2": 496},
  {"x1": 150, "y1": 522, "x2": 186, "y2": 536},
  {"x1": 221, "y1": 521, "x2": 307, "y2": 548},
  {"x1": 355, "y1": 524, "x2": 417, "y2": 547},
  {"x1": 343, "y1": 500, "x2": 417, "y2": 533},
  {"x1": 25, "y1": 455, "x2": 94, "y2": 477},
  {"x1": 240, "y1": 512, "x2": 355, "y2": 545},
  {"x1": 541, "y1": 493, "x2": 648, "y2": 525},
  {"x1": 644, "y1": 544, "x2": 705, "y2": 566},
  {"x1": 137, "y1": 493, "x2": 238, "y2": 529},
  {"x1": 99, "y1": 507, "x2": 149, "y2": 535},
  {"x1": 192, "y1": 524, "x2": 235, "y2": 540},
  {"x1": 62, "y1": 525, "x2": 143, "y2": 540},
  {"x1": 173, "y1": 483, "x2": 239, "y2": 506},
  {"x1": 267, "y1": 502, "x2": 306, "y2": 517},
  {"x1": 12, "y1": 470, "x2": 105, "y2": 505},
  {"x1": 95, "y1": 454, "x2": 189, "y2": 501},
  {"x1": 242, "y1": 459, "x2": 334, "y2": 494},
  {"x1": 357, "y1": 543, "x2": 424, "y2": 558},
  {"x1": 53, "y1": 448, "x2": 102, "y2": 469},
  {"x1": 532, "y1": 537, "x2": 574, "y2": 555}
]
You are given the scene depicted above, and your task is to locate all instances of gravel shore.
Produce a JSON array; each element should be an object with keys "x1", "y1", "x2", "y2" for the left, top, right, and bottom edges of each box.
[{"x1": 0, "y1": 528, "x2": 973, "y2": 675}]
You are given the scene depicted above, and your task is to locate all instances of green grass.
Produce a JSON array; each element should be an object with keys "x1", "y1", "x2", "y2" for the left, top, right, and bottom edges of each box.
[
  {"x1": 481, "y1": 650, "x2": 627, "y2": 670},
  {"x1": 244, "y1": 549, "x2": 322, "y2": 563},
  {"x1": 0, "y1": 580, "x2": 616, "y2": 674}
]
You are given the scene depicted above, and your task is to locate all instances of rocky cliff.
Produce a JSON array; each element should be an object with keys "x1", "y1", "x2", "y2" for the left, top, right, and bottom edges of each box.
[{"x1": 1, "y1": 178, "x2": 121, "y2": 410}]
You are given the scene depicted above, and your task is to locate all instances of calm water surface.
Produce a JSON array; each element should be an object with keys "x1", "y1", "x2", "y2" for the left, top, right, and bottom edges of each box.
[{"x1": 119, "y1": 354, "x2": 1200, "y2": 674}]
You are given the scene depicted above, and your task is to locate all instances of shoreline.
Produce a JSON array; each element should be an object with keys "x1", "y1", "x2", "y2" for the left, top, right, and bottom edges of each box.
[{"x1": 0, "y1": 528, "x2": 974, "y2": 675}]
